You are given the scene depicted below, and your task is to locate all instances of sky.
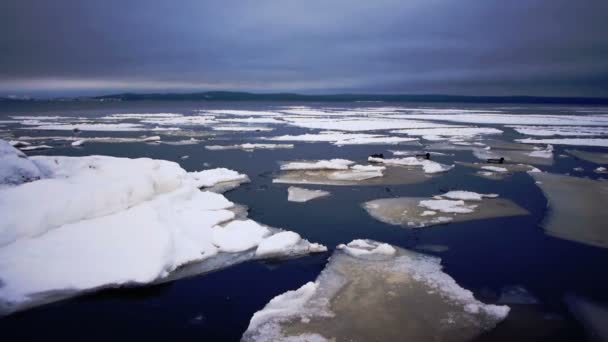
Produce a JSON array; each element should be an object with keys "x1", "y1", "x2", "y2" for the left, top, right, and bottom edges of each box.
[{"x1": 1, "y1": 0, "x2": 607, "y2": 98}]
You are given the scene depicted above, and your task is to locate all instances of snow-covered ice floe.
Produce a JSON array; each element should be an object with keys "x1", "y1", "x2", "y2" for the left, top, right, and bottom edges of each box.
[
  {"x1": 205, "y1": 143, "x2": 294, "y2": 151},
  {"x1": 0, "y1": 140, "x2": 326, "y2": 315},
  {"x1": 457, "y1": 162, "x2": 539, "y2": 180},
  {"x1": 394, "y1": 113, "x2": 608, "y2": 126},
  {"x1": 391, "y1": 127, "x2": 503, "y2": 141},
  {"x1": 531, "y1": 172, "x2": 608, "y2": 248},
  {"x1": 20, "y1": 123, "x2": 151, "y2": 132},
  {"x1": 363, "y1": 191, "x2": 527, "y2": 228},
  {"x1": 471, "y1": 141, "x2": 554, "y2": 166},
  {"x1": 566, "y1": 149, "x2": 608, "y2": 165},
  {"x1": 287, "y1": 186, "x2": 330, "y2": 203},
  {"x1": 211, "y1": 125, "x2": 273, "y2": 132},
  {"x1": 368, "y1": 156, "x2": 454, "y2": 174},
  {"x1": 242, "y1": 240, "x2": 509, "y2": 342}
]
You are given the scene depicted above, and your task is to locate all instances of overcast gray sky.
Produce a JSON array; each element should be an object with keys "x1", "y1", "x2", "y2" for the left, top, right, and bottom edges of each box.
[{"x1": 1, "y1": 0, "x2": 607, "y2": 97}]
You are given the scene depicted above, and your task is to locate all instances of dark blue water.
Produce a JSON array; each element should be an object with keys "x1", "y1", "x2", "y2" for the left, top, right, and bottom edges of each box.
[{"x1": 1, "y1": 101, "x2": 607, "y2": 341}]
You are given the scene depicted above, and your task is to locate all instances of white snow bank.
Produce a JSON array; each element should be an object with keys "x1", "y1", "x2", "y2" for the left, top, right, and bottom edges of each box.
[
  {"x1": 0, "y1": 150, "x2": 326, "y2": 314},
  {"x1": 439, "y1": 191, "x2": 499, "y2": 201},
  {"x1": 337, "y1": 239, "x2": 396, "y2": 258},
  {"x1": 287, "y1": 187, "x2": 330, "y2": 202},
  {"x1": 516, "y1": 138, "x2": 608, "y2": 147},
  {"x1": 281, "y1": 159, "x2": 354, "y2": 171},
  {"x1": 0, "y1": 140, "x2": 44, "y2": 187},
  {"x1": 368, "y1": 156, "x2": 454, "y2": 174},
  {"x1": 419, "y1": 199, "x2": 478, "y2": 214}
]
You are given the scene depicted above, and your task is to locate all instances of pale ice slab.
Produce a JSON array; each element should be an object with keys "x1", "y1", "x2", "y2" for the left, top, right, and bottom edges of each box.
[
  {"x1": 205, "y1": 143, "x2": 293, "y2": 151},
  {"x1": 564, "y1": 295, "x2": 608, "y2": 342},
  {"x1": 212, "y1": 125, "x2": 273, "y2": 132},
  {"x1": 21, "y1": 123, "x2": 148, "y2": 131},
  {"x1": 517, "y1": 138, "x2": 608, "y2": 148},
  {"x1": 242, "y1": 240, "x2": 509, "y2": 342},
  {"x1": 217, "y1": 117, "x2": 284, "y2": 124},
  {"x1": 440, "y1": 190, "x2": 499, "y2": 201},
  {"x1": 280, "y1": 159, "x2": 354, "y2": 171},
  {"x1": 391, "y1": 127, "x2": 503, "y2": 138},
  {"x1": 287, "y1": 186, "x2": 330, "y2": 203},
  {"x1": 264, "y1": 131, "x2": 416, "y2": 145},
  {"x1": 531, "y1": 172, "x2": 608, "y2": 248},
  {"x1": 566, "y1": 149, "x2": 608, "y2": 164}
]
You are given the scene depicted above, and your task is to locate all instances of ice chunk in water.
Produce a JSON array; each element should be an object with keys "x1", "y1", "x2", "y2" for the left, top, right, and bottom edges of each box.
[
  {"x1": 363, "y1": 193, "x2": 528, "y2": 228},
  {"x1": 242, "y1": 240, "x2": 509, "y2": 342},
  {"x1": 287, "y1": 186, "x2": 330, "y2": 202}
]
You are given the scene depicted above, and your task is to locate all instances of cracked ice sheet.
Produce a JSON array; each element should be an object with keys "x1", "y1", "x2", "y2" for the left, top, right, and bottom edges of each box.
[
  {"x1": 531, "y1": 172, "x2": 608, "y2": 248},
  {"x1": 264, "y1": 131, "x2": 419, "y2": 146},
  {"x1": 0, "y1": 142, "x2": 326, "y2": 315},
  {"x1": 242, "y1": 240, "x2": 509, "y2": 342},
  {"x1": 391, "y1": 127, "x2": 503, "y2": 139},
  {"x1": 516, "y1": 138, "x2": 608, "y2": 148},
  {"x1": 19, "y1": 123, "x2": 151, "y2": 131},
  {"x1": 509, "y1": 125, "x2": 608, "y2": 137},
  {"x1": 387, "y1": 113, "x2": 608, "y2": 126},
  {"x1": 282, "y1": 117, "x2": 461, "y2": 132},
  {"x1": 363, "y1": 193, "x2": 528, "y2": 228}
]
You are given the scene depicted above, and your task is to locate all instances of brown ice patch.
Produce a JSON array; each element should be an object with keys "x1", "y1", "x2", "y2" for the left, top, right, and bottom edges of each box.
[
  {"x1": 363, "y1": 196, "x2": 528, "y2": 228},
  {"x1": 273, "y1": 165, "x2": 435, "y2": 186},
  {"x1": 532, "y1": 172, "x2": 608, "y2": 248}
]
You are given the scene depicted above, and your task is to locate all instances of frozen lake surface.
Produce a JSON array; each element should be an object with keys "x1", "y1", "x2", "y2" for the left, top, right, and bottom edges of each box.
[{"x1": 1, "y1": 101, "x2": 607, "y2": 341}]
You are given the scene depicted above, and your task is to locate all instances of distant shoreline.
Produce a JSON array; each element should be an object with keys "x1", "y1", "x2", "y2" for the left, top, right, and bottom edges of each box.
[{"x1": 2, "y1": 91, "x2": 608, "y2": 105}]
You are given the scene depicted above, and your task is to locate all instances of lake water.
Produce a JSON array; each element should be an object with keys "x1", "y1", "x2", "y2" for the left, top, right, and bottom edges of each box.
[{"x1": 1, "y1": 101, "x2": 607, "y2": 341}]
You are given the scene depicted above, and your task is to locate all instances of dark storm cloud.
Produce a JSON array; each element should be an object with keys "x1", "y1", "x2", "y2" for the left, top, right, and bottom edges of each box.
[{"x1": 1, "y1": 0, "x2": 607, "y2": 97}]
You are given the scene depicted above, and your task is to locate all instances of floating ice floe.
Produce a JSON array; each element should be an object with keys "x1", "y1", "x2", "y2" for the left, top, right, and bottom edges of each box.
[
  {"x1": 368, "y1": 156, "x2": 454, "y2": 174},
  {"x1": 531, "y1": 172, "x2": 608, "y2": 248},
  {"x1": 203, "y1": 109, "x2": 281, "y2": 117},
  {"x1": 287, "y1": 186, "x2": 331, "y2": 203},
  {"x1": 20, "y1": 123, "x2": 150, "y2": 131},
  {"x1": 216, "y1": 117, "x2": 284, "y2": 124},
  {"x1": 211, "y1": 125, "x2": 273, "y2": 132},
  {"x1": 101, "y1": 113, "x2": 184, "y2": 120},
  {"x1": 458, "y1": 162, "x2": 537, "y2": 180},
  {"x1": 205, "y1": 143, "x2": 294, "y2": 151},
  {"x1": 595, "y1": 167, "x2": 608, "y2": 174},
  {"x1": 282, "y1": 117, "x2": 463, "y2": 132},
  {"x1": 510, "y1": 125, "x2": 608, "y2": 137},
  {"x1": 516, "y1": 138, "x2": 608, "y2": 148},
  {"x1": 391, "y1": 127, "x2": 503, "y2": 141},
  {"x1": 564, "y1": 295, "x2": 608, "y2": 342},
  {"x1": 393, "y1": 113, "x2": 608, "y2": 126},
  {"x1": 18, "y1": 145, "x2": 53, "y2": 151},
  {"x1": 8, "y1": 140, "x2": 31, "y2": 148},
  {"x1": 280, "y1": 159, "x2": 355, "y2": 171},
  {"x1": 566, "y1": 149, "x2": 608, "y2": 164},
  {"x1": 141, "y1": 115, "x2": 217, "y2": 126},
  {"x1": 472, "y1": 142, "x2": 554, "y2": 166},
  {"x1": 498, "y1": 286, "x2": 539, "y2": 305},
  {"x1": 264, "y1": 131, "x2": 419, "y2": 146},
  {"x1": 363, "y1": 191, "x2": 527, "y2": 228},
  {"x1": 242, "y1": 240, "x2": 509, "y2": 342},
  {"x1": 0, "y1": 142, "x2": 326, "y2": 315}
]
